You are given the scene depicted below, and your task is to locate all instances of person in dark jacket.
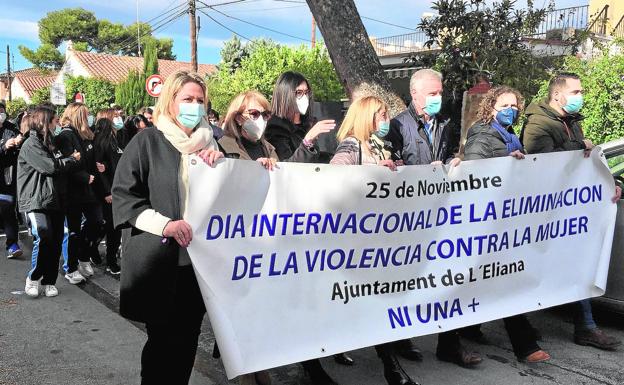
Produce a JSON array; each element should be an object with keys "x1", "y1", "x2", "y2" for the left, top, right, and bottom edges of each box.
[
  {"x1": 462, "y1": 85, "x2": 551, "y2": 363},
  {"x1": 117, "y1": 114, "x2": 148, "y2": 150},
  {"x1": 385, "y1": 69, "x2": 477, "y2": 368},
  {"x1": 93, "y1": 117, "x2": 123, "y2": 275},
  {"x1": 265, "y1": 72, "x2": 350, "y2": 382},
  {"x1": 56, "y1": 102, "x2": 103, "y2": 284},
  {"x1": 521, "y1": 72, "x2": 622, "y2": 351},
  {"x1": 17, "y1": 107, "x2": 80, "y2": 298},
  {"x1": 0, "y1": 101, "x2": 24, "y2": 258},
  {"x1": 265, "y1": 71, "x2": 336, "y2": 164},
  {"x1": 386, "y1": 69, "x2": 460, "y2": 167},
  {"x1": 112, "y1": 70, "x2": 223, "y2": 385}
]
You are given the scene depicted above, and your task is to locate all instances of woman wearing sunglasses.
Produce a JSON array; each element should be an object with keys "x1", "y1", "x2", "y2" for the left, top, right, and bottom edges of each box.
[
  {"x1": 219, "y1": 91, "x2": 278, "y2": 171},
  {"x1": 265, "y1": 71, "x2": 336, "y2": 163}
]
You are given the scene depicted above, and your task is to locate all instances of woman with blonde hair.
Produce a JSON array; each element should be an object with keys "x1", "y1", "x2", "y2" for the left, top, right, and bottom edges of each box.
[
  {"x1": 112, "y1": 70, "x2": 223, "y2": 385},
  {"x1": 56, "y1": 102, "x2": 102, "y2": 284},
  {"x1": 331, "y1": 96, "x2": 420, "y2": 385},
  {"x1": 219, "y1": 91, "x2": 277, "y2": 170}
]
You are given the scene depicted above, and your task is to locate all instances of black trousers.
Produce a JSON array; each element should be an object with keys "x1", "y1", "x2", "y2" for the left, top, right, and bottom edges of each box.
[
  {"x1": 102, "y1": 202, "x2": 121, "y2": 264},
  {"x1": 1, "y1": 202, "x2": 18, "y2": 248},
  {"x1": 65, "y1": 203, "x2": 104, "y2": 272},
  {"x1": 27, "y1": 210, "x2": 64, "y2": 285},
  {"x1": 141, "y1": 266, "x2": 206, "y2": 385},
  {"x1": 503, "y1": 315, "x2": 540, "y2": 358}
]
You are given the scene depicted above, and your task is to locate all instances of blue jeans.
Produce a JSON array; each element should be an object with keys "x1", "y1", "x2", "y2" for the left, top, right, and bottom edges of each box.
[{"x1": 574, "y1": 299, "x2": 597, "y2": 332}]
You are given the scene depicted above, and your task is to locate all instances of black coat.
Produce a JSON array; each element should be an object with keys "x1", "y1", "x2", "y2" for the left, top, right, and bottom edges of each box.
[
  {"x1": 54, "y1": 126, "x2": 98, "y2": 205},
  {"x1": 0, "y1": 120, "x2": 21, "y2": 196},
  {"x1": 93, "y1": 131, "x2": 123, "y2": 199},
  {"x1": 520, "y1": 100, "x2": 586, "y2": 154},
  {"x1": 112, "y1": 128, "x2": 184, "y2": 323},
  {"x1": 464, "y1": 122, "x2": 521, "y2": 160},
  {"x1": 17, "y1": 131, "x2": 78, "y2": 213},
  {"x1": 264, "y1": 116, "x2": 319, "y2": 163}
]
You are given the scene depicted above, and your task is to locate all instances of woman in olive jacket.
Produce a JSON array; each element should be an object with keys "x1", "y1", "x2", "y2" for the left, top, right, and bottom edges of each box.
[{"x1": 112, "y1": 70, "x2": 223, "y2": 385}]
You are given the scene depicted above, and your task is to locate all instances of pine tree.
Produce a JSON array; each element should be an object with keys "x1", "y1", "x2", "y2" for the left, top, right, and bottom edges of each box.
[{"x1": 115, "y1": 41, "x2": 158, "y2": 114}]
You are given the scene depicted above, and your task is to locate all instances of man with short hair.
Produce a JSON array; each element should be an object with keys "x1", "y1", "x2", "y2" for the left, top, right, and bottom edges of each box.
[
  {"x1": 522, "y1": 72, "x2": 622, "y2": 350},
  {"x1": 387, "y1": 69, "x2": 480, "y2": 369}
]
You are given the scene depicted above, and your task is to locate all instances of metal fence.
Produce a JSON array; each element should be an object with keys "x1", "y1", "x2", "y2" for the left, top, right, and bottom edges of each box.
[
  {"x1": 525, "y1": 5, "x2": 589, "y2": 39},
  {"x1": 371, "y1": 31, "x2": 430, "y2": 56},
  {"x1": 612, "y1": 15, "x2": 624, "y2": 39}
]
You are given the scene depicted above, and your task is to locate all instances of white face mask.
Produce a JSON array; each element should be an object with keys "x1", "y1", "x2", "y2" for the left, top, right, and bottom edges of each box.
[
  {"x1": 0, "y1": 113, "x2": 6, "y2": 124},
  {"x1": 242, "y1": 117, "x2": 267, "y2": 141},
  {"x1": 296, "y1": 95, "x2": 309, "y2": 115}
]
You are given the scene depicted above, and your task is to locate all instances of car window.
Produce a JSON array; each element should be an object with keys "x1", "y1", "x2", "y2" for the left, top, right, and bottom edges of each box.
[{"x1": 609, "y1": 154, "x2": 624, "y2": 176}]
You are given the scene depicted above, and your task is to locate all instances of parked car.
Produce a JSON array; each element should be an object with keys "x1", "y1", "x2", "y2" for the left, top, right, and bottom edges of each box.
[{"x1": 594, "y1": 138, "x2": 624, "y2": 313}]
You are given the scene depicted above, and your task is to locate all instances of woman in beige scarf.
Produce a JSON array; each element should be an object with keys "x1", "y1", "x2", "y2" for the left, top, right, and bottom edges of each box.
[{"x1": 112, "y1": 70, "x2": 222, "y2": 385}]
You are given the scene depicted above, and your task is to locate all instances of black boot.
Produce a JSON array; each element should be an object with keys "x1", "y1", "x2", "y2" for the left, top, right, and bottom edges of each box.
[
  {"x1": 377, "y1": 347, "x2": 420, "y2": 385},
  {"x1": 301, "y1": 359, "x2": 338, "y2": 385}
]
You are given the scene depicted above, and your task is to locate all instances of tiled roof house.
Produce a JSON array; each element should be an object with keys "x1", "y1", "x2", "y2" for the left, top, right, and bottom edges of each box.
[{"x1": 0, "y1": 68, "x2": 58, "y2": 103}]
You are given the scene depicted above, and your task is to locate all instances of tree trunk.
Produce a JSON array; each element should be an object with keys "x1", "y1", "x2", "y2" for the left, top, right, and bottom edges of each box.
[{"x1": 305, "y1": 0, "x2": 406, "y2": 114}]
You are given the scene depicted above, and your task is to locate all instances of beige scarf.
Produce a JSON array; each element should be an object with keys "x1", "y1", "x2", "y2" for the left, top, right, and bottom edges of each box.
[{"x1": 156, "y1": 115, "x2": 218, "y2": 219}]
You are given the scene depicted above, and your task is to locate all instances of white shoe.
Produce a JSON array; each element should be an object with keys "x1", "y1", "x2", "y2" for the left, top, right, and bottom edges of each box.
[
  {"x1": 44, "y1": 285, "x2": 58, "y2": 297},
  {"x1": 64, "y1": 270, "x2": 86, "y2": 284},
  {"x1": 78, "y1": 261, "x2": 94, "y2": 277},
  {"x1": 25, "y1": 277, "x2": 40, "y2": 297}
]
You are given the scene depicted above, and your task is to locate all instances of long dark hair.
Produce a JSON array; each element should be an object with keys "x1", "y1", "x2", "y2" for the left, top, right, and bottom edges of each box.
[
  {"x1": 94, "y1": 117, "x2": 116, "y2": 150},
  {"x1": 123, "y1": 115, "x2": 148, "y2": 138},
  {"x1": 271, "y1": 71, "x2": 312, "y2": 123},
  {"x1": 28, "y1": 107, "x2": 56, "y2": 150}
]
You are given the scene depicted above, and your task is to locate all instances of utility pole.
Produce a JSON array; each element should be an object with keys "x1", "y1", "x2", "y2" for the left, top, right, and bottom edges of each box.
[
  {"x1": 189, "y1": 0, "x2": 198, "y2": 72},
  {"x1": 137, "y1": 0, "x2": 142, "y2": 56},
  {"x1": 311, "y1": 16, "x2": 316, "y2": 49},
  {"x1": 6, "y1": 45, "x2": 11, "y2": 101}
]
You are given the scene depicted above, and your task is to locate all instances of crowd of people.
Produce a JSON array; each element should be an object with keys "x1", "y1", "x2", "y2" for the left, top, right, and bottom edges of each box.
[{"x1": 1, "y1": 67, "x2": 621, "y2": 385}]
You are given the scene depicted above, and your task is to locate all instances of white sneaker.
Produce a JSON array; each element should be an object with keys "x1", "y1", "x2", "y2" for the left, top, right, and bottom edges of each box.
[
  {"x1": 25, "y1": 277, "x2": 40, "y2": 297},
  {"x1": 64, "y1": 270, "x2": 86, "y2": 284},
  {"x1": 44, "y1": 285, "x2": 58, "y2": 297},
  {"x1": 78, "y1": 261, "x2": 94, "y2": 277}
]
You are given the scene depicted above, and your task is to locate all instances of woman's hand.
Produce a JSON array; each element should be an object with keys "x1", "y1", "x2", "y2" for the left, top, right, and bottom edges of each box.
[
  {"x1": 104, "y1": 195, "x2": 112, "y2": 204},
  {"x1": 448, "y1": 157, "x2": 461, "y2": 167},
  {"x1": 72, "y1": 151, "x2": 81, "y2": 161},
  {"x1": 163, "y1": 220, "x2": 193, "y2": 248},
  {"x1": 88, "y1": 175, "x2": 95, "y2": 184},
  {"x1": 197, "y1": 149, "x2": 224, "y2": 167},
  {"x1": 256, "y1": 157, "x2": 277, "y2": 171},
  {"x1": 303, "y1": 120, "x2": 336, "y2": 143},
  {"x1": 379, "y1": 159, "x2": 397, "y2": 171},
  {"x1": 509, "y1": 150, "x2": 525, "y2": 160},
  {"x1": 583, "y1": 139, "x2": 594, "y2": 158}
]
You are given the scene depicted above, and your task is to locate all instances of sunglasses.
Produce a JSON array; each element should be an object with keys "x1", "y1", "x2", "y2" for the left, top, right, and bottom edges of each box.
[{"x1": 244, "y1": 109, "x2": 272, "y2": 121}]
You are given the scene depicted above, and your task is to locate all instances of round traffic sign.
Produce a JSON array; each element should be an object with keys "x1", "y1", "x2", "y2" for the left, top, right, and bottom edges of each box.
[{"x1": 145, "y1": 74, "x2": 164, "y2": 97}]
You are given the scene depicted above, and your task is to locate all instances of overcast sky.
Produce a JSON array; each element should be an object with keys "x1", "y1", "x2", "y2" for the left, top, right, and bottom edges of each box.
[{"x1": 0, "y1": 0, "x2": 583, "y2": 71}]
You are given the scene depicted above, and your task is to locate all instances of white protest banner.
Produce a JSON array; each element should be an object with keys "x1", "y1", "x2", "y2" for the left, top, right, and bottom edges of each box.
[{"x1": 186, "y1": 149, "x2": 616, "y2": 379}]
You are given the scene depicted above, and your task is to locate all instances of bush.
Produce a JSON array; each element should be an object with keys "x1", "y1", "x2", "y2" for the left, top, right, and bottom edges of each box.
[
  {"x1": 208, "y1": 43, "x2": 344, "y2": 114},
  {"x1": 529, "y1": 47, "x2": 624, "y2": 145},
  {"x1": 65, "y1": 75, "x2": 116, "y2": 113},
  {"x1": 5, "y1": 98, "x2": 28, "y2": 119}
]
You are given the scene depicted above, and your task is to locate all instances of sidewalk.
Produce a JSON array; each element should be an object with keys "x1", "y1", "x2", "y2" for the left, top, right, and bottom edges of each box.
[{"x1": 0, "y1": 234, "x2": 215, "y2": 385}]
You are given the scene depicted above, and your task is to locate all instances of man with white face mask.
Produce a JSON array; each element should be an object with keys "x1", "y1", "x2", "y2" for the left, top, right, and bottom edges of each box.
[
  {"x1": 0, "y1": 101, "x2": 24, "y2": 259},
  {"x1": 387, "y1": 69, "x2": 460, "y2": 167}
]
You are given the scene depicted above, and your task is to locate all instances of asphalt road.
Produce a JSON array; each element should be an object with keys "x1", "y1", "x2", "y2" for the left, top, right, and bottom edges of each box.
[{"x1": 1, "y1": 234, "x2": 623, "y2": 385}]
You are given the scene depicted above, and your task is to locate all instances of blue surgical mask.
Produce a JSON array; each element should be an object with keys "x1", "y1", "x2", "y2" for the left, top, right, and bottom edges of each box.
[
  {"x1": 113, "y1": 117, "x2": 124, "y2": 130},
  {"x1": 376, "y1": 120, "x2": 390, "y2": 138},
  {"x1": 495, "y1": 107, "x2": 519, "y2": 127},
  {"x1": 177, "y1": 103, "x2": 206, "y2": 129},
  {"x1": 87, "y1": 115, "x2": 95, "y2": 127},
  {"x1": 563, "y1": 94, "x2": 583, "y2": 114},
  {"x1": 54, "y1": 125, "x2": 62, "y2": 136},
  {"x1": 423, "y1": 95, "x2": 442, "y2": 117}
]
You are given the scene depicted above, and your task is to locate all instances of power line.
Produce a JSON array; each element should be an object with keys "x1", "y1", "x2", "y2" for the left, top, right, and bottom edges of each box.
[
  {"x1": 198, "y1": 1, "x2": 310, "y2": 41},
  {"x1": 227, "y1": 4, "x2": 305, "y2": 12},
  {"x1": 361, "y1": 16, "x2": 418, "y2": 31},
  {"x1": 117, "y1": 9, "x2": 188, "y2": 55},
  {"x1": 197, "y1": 8, "x2": 252, "y2": 41}
]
